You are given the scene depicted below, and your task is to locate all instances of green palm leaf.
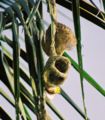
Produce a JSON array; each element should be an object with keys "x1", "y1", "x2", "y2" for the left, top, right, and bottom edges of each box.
[
  {"x1": 72, "y1": 0, "x2": 87, "y2": 119},
  {"x1": 0, "y1": 0, "x2": 105, "y2": 120}
]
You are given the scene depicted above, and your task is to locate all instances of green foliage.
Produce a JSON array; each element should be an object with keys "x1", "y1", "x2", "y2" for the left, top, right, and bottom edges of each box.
[{"x1": 0, "y1": 0, "x2": 105, "y2": 120}]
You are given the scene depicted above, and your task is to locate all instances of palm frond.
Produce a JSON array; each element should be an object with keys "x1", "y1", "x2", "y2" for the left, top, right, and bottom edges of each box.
[
  {"x1": 64, "y1": 52, "x2": 105, "y2": 96},
  {"x1": 12, "y1": 12, "x2": 20, "y2": 120},
  {"x1": 56, "y1": 0, "x2": 105, "y2": 29},
  {"x1": 102, "y1": 0, "x2": 105, "y2": 11},
  {"x1": 72, "y1": 0, "x2": 87, "y2": 119},
  {"x1": 0, "y1": 0, "x2": 105, "y2": 120},
  {"x1": 0, "y1": 107, "x2": 12, "y2": 120}
]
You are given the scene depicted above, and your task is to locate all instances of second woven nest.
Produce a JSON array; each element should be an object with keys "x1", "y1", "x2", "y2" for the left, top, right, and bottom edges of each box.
[{"x1": 42, "y1": 22, "x2": 77, "y2": 56}]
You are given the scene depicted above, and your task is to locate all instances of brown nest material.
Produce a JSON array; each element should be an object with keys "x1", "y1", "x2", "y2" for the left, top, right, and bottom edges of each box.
[
  {"x1": 43, "y1": 56, "x2": 71, "y2": 88},
  {"x1": 42, "y1": 22, "x2": 77, "y2": 56}
]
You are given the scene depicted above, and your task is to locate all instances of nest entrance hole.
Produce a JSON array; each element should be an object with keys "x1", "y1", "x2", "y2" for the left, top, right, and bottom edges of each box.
[{"x1": 55, "y1": 59, "x2": 69, "y2": 73}]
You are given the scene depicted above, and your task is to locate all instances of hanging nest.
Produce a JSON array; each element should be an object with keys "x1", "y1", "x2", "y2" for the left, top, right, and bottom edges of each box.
[
  {"x1": 43, "y1": 56, "x2": 71, "y2": 90},
  {"x1": 42, "y1": 22, "x2": 77, "y2": 56}
]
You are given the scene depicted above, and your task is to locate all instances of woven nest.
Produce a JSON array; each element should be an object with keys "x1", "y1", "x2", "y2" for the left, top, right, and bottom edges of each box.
[
  {"x1": 42, "y1": 22, "x2": 77, "y2": 56},
  {"x1": 43, "y1": 56, "x2": 71, "y2": 87}
]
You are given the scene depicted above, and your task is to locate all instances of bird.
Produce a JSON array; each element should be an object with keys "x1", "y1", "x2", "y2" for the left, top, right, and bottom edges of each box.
[{"x1": 42, "y1": 22, "x2": 77, "y2": 56}]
